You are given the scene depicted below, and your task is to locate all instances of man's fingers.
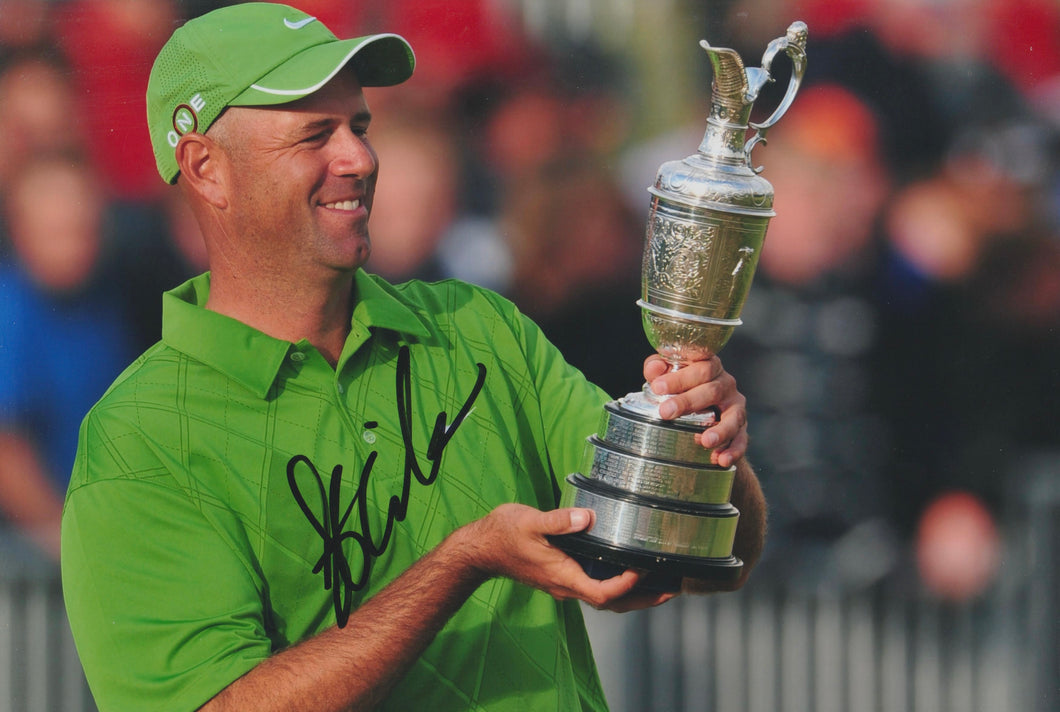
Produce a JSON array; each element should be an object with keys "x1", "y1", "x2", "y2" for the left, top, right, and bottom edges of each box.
[
  {"x1": 642, "y1": 354, "x2": 671, "y2": 382},
  {"x1": 575, "y1": 569, "x2": 643, "y2": 608},
  {"x1": 711, "y1": 429, "x2": 750, "y2": 467},
  {"x1": 699, "y1": 390, "x2": 746, "y2": 440},
  {"x1": 692, "y1": 394, "x2": 749, "y2": 464},
  {"x1": 648, "y1": 357, "x2": 723, "y2": 398},
  {"x1": 603, "y1": 589, "x2": 678, "y2": 613}
]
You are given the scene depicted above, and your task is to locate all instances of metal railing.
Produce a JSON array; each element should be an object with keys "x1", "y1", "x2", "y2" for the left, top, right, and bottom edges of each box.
[
  {"x1": 2, "y1": 460, "x2": 1055, "y2": 712},
  {"x1": 0, "y1": 571, "x2": 95, "y2": 712},
  {"x1": 584, "y1": 456, "x2": 1059, "y2": 712},
  {"x1": 586, "y1": 579, "x2": 1040, "y2": 712}
]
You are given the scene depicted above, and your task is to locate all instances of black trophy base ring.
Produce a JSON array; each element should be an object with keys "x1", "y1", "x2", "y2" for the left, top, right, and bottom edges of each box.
[{"x1": 550, "y1": 531, "x2": 744, "y2": 593}]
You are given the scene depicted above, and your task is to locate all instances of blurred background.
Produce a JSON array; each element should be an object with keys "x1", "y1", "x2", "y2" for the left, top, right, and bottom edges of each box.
[{"x1": 0, "y1": 0, "x2": 1057, "y2": 710}]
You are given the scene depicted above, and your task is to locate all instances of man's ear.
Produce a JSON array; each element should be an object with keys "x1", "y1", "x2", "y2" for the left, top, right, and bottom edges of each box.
[{"x1": 174, "y1": 133, "x2": 229, "y2": 209}]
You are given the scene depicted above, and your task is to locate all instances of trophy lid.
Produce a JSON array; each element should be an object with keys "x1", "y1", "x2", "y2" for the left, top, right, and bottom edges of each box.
[{"x1": 649, "y1": 153, "x2": 776, "y2": 216}]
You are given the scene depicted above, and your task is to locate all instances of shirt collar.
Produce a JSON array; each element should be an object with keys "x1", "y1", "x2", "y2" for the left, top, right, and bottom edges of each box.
[
  {"x1": 162, "y1": 271, "x2": 431, "y2": 398},
  {"x1": 350, "y1": 269, "x2": 431, "y2": 339}
]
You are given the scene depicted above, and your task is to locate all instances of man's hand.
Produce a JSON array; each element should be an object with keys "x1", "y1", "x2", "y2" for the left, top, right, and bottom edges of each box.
[
  {"x1": 199, "y1": 502, "x2": 674, "y2": 712},
  {"x1": 643, "y1": 354, "x2": 748, "y2": 467},
  {"x1": 464, "y1": 503, "x2": 676, "y2": 612}
]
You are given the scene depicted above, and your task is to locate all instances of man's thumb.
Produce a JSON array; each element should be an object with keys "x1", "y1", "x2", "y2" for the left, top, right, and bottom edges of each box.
[{"x1": 548, "y1": 507, "x2": 593, "y2": 534}]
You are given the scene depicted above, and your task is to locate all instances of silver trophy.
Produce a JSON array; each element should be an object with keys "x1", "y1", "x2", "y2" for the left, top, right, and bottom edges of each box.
[{"x1": 553, "y1": 22, "x2": 808, "y2": 590}]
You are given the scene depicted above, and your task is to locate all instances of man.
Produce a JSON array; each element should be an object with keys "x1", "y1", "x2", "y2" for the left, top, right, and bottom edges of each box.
[{"x1": 61, "y1": 4, "x2": 765, "y2": 711}]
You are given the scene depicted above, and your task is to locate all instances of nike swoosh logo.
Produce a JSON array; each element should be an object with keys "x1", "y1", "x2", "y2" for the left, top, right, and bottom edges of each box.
[{"x1": 283, "y1": 16, "x2": 316, "y2": 30}]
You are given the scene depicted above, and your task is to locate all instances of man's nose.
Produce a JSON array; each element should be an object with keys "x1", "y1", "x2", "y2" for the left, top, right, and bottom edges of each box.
[{"x1": 330, "y1": 128, "x2": 377, "y2": 178}]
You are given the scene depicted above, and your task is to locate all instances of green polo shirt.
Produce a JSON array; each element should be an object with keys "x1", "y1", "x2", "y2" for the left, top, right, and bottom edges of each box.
[{"x1": 62, "y1": 271, "x2": 612, "y2": 712}]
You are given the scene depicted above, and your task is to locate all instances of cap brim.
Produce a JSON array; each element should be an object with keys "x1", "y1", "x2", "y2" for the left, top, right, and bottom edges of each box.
[{"x1": 231, "y1": 33, "x2": 414, "y2": 107}]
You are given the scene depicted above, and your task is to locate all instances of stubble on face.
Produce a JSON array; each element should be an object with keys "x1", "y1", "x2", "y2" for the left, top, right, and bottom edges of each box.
[{"x1": 203, "y1": 74, "x2": 379, "y2": 287}]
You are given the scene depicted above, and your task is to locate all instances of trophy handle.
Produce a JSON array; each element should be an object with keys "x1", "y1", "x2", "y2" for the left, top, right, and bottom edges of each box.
[{"x1": 744, "y1": 21, "x2": 809, "y2": 171}]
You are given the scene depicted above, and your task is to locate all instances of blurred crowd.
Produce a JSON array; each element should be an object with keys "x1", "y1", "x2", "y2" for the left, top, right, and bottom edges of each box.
[{"x1": 0, "y1": 0, "x2": 1057, "y2": 602}]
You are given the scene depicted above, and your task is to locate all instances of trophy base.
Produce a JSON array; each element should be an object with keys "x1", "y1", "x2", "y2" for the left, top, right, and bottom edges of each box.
[
  {"x1": 550, "y1": 531, "x2": 743, "y2": 592},
  {"x1": 553, "y1": 395, "x2": 744, "y2": 592}
]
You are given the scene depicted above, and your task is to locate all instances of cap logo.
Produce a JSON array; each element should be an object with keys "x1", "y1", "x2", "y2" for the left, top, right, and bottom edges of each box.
[
  {"x1": 166, "y1": 93, "x2": 206, "y2": 148},
  {"x1": 283, "y1": 16, "x2": 316, "y2": 30}
]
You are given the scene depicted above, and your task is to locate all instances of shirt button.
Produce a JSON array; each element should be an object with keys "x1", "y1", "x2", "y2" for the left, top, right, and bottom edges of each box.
[
  {"x1": 290, "y1": 351, "x2": 306, "y2": 363},
  {"x1": 336, "y1": 382, "x2": 345, "y2": 394}
]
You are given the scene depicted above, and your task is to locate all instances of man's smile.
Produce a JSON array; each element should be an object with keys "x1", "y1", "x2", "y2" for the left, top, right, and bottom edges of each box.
[{"x1": 322, "y1": 199, "x2": 362, "y2": 211}]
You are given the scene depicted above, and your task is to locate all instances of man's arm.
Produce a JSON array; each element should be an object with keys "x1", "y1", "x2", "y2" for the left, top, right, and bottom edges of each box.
[
  {"x1": 0, "y1": 430, "x2": 64, "y2": 559},
  {"x1": 194, "y1": 349, "x2": 756, "y2": 711},
  {"x1": 199, "y1": 504, "x2": 659, "y2": 712}
]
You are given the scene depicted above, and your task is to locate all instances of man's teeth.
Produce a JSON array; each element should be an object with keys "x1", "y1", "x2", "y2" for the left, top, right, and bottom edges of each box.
[{"x1": 323, "y1": 199, "x2": 360, "y2": 210}]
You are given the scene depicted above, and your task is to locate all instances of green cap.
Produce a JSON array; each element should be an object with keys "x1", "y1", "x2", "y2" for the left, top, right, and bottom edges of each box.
[{"x1": 147, "y1": 2, "x2": 415, "y2": 184}]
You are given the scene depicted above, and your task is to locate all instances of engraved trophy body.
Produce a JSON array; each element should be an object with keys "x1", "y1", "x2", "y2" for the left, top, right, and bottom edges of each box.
[{"x1": 553, "y1": 22, "x2": 808, "y2": 590}]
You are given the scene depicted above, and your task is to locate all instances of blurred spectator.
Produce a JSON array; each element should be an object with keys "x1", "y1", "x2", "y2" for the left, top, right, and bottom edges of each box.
[
  {"x1": 362, "y1": 93, "x2": 515, "y2": 291},
  {"x1": 916, "y1": 489, "x2": 1001, "y2": 601},
  {"x1": 759, "y1": 1, "x2": 948, "y2": 183},
  {"x1": 982, "y1": 0, "x2": 1060, "y2": 101},
  {"x1": 374, "y1": 0, "x2": 543, "y2": 103},
  {"x1": 869, "y1": 48, "x2": 1058, "y2": 601},
  {"x1": 882, "y1": 123, "x2": 1045, "y2": 293},
  {"x1": 501, "y1": 157, "x2": 644, "y2": 397},
  {"x1": 876, "y1": 112, "x2": 1057, "y2": 528},
  {"x1": 0, "y1": 154, "x2": 135, "y2": 559},
  {"x1": 364, "y1": 21, "x2": 632, "y2": 295},
  {"x1": 475, "y1": 39, "x2": 631, "y2": 204},
  {"x1": 0, "y1": 0, "x2": 54, "y2": 59},
  {"x1": 54, "y1": 0, "x2": 179, "y2": 200},
  {"x1": 482, "y1": 79, "x2": 570, "y2": 187},
  {"x1": 103, "y1": 188, "x2": 209, "y2": 352},
  {"x1": 455, "y1": 37, "x2": 633, "y2": 293},
  {"x1": 757, "y1": 84, "x2": 890, "y2": 285},
  {"x1": 365, "y1": 104, "x2": 463, "y2": 283},
  {"x1": 336, "y1": 0, "x2": 559, "y2": 291},
  {"x1": 0, "y1": 49, "x2": 83, "y2": 201},
  {"x1": 550, "y1": 40, "x2": 633, "y2": 164}
]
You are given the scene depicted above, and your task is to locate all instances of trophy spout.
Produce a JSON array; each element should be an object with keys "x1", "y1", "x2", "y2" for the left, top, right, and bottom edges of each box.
[
  {"x1": 698, "y1": 40, "x2": 755, "y2": 128},
  {"x1": 696, "y1": 23, "x2": 809, "y2": 170}
]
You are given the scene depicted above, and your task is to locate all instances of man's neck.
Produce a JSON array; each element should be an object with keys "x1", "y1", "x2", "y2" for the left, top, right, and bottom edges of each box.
[{"x1": 205, "y1": 269, "x2": 355, "y2": 367}]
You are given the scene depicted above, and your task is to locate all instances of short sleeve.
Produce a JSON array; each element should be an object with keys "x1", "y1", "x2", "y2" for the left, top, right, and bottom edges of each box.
[
  {"x1": 507, "y1": 302, "x2": 611, "y2": 481},
  {"x1": 62, "y1": 415, "x2": 271, "y2": 712}
]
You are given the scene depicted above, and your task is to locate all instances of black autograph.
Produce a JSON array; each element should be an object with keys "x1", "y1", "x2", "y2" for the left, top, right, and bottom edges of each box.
[{"x1": 287, "y1": 345, "x2": 486, "y2": 628}]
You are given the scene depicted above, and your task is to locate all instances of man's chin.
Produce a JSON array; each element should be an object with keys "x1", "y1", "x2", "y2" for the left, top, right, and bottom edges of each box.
[{"x1": 324, "y1": 234, "x2": 371, "y2": 273}]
